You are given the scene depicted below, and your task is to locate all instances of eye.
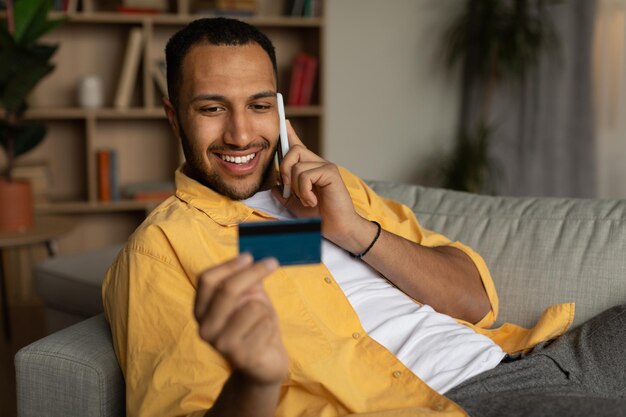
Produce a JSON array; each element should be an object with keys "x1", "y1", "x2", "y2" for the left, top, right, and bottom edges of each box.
[
  {"x1": 200, "y1": 106, "x2": 225, "y2": 114},
  {"x1": 250, "y1": 103, "x2": 272, "y2": 111}
]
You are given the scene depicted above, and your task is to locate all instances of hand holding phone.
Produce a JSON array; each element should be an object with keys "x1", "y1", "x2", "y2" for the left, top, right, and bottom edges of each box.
[{"x1": 275, "y1": 93, "x2": 291, "y2": 199}]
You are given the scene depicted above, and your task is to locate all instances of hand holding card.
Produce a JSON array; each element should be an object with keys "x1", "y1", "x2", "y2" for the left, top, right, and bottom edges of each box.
[{"x1": 238, "y1": 217, "x2": 322, "y2": 266}]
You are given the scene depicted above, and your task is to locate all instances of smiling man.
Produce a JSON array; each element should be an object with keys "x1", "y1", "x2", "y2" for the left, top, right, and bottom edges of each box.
[
  {"x1": 102, "y1": 17, "x2": 626, "y2": 417},
  {"x1": 168, "y1": 41, "x2": 278, "y2": 200}
]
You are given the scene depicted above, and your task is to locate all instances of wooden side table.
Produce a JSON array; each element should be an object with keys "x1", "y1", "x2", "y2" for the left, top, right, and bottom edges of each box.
[{"x1": 0, "y1": 216, "x2": 75, "y2": 340}]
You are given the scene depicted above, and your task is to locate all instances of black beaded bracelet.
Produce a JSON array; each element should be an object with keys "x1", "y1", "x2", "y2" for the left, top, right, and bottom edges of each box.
[{"x1": 352, "y1": 220, "x2": 382, "y2": 259}]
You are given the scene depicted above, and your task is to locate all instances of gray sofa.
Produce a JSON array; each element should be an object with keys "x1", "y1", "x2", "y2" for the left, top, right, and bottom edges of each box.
[{"x1": 15, "y1": 182, "x2": 626, "y2": 416}]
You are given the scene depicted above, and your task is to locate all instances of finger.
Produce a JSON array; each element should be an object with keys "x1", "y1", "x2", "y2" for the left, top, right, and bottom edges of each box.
[
  {"x1": 235, "y1": 282, "x2": 271, "y2": 309},
  {"x1": 197, "y1": 258, "x2": 279, "y2": 343},
  {"x1": 291, "y1": 162, "x2": 337, "y2": 207},
  {"x1": 280, "y1": 121, "x2": 324, "y2": 188},
  {"x1": 285, "y1": 161, "x2": 321, "y2": 205},
  {"x1": 285, "y1": 119, "x2": 304, "y2": 148},
  {"x1": 194, "y1": 253, "x2": 253, "y2": 321},
  {"x1": 213, "y1": 299, "x2": 273, "y2": 363}
]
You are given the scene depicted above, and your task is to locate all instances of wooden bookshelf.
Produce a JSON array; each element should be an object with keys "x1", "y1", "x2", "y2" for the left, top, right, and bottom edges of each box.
[{"x1": 1, "y1": 0, "x2": 325, "y2": 252}]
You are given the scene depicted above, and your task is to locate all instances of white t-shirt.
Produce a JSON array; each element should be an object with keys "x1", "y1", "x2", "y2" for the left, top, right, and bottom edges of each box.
[{"x1": 243, "y1": 191, "x2": 505, "y2": 394}]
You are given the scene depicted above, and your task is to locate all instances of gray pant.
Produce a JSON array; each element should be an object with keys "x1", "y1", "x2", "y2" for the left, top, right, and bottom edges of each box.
[{"x1": 446, "y1": 304, "x2": 626, "y2": 417}]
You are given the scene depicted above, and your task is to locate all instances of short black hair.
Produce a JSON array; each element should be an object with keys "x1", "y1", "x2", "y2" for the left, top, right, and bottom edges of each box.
[{"x1": 165, "y1": 17, "x2": 278, "y2": 110}]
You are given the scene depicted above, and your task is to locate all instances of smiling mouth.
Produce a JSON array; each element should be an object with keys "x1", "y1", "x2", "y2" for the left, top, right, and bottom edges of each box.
[{"x1": 219, "y1": 152, "x2": 257, "y2": 165}]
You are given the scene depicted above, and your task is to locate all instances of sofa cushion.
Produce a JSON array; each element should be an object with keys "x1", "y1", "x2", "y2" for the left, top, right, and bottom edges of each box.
[
  {"x1": 34, "y1": 245, "x2": 123, "y2": 317},
  {"x1": 367, "y1": 181, "x2": 626, "y2": 328}
]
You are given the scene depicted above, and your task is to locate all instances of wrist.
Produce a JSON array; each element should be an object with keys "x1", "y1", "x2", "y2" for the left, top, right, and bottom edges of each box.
[
  {"x1": 350, "y1": 220, "x2": 381, "y2": 258},
  {"x1": 232, "y1": 370, "x2": 283, "y2": 399},
  {"x1": 332, "y1": 216, "x2": 380, "y2": 256}
]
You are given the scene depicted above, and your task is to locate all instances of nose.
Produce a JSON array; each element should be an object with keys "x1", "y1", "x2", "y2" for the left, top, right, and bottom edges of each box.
[{"x1": 223, "y1": 108, "x2": 253, "y2": 148}]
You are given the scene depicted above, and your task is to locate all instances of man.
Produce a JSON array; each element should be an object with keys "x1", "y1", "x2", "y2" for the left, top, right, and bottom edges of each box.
[{"x1": 103, "y1": 18, "x2": 626, "y2": 417}]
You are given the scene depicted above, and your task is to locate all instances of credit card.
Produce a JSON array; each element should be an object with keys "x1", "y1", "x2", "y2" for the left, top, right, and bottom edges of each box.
[{"x1": 238, "y1": 217, "x2": 322, "y2": 266}]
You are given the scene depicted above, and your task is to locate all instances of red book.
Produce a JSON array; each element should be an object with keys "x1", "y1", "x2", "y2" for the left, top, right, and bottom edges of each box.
[
  {"x1": 97, "y1": 150, "x2": 112, "y2": 202},
  {"x1": 288, "y1": 53, "x2": 309, "y2": 106},
  {"x1": 299, "y1": 54, "x2": 318, "y2": 106},
  {"x1": 116, "y1": 5, "x2": 161, "y2": 14}
]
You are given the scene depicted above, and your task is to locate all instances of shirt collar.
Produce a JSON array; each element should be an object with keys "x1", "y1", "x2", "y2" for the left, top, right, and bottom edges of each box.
[{"x1": 174, "y1": 167, "x2": 275, "y2": 226}]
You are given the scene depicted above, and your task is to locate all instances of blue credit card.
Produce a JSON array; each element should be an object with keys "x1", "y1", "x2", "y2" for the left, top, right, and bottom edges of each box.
[{"x1": 238, "y1": 217, "x2": 322, "y2": 266}]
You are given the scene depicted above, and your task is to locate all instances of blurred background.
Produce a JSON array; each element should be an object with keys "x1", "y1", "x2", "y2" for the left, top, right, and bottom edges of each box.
[{"x1": 326, "y1": 0, "x2": 626, "y2": 199}]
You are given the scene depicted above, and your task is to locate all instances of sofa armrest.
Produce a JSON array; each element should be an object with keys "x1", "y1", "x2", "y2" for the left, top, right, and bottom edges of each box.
[{"x1": 15, "y1": 314, "x2": 125, "y2": 417}]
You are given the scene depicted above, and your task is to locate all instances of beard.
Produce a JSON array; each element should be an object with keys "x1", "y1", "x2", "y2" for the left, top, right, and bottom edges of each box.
[{"x1": 178, "y1": 120, "x2": 278, "y2": 200}]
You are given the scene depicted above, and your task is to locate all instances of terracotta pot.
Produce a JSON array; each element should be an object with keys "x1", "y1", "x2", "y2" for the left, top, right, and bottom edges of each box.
[{"x1": 0, "y1": 178, "x2": 34, "y2": 233}]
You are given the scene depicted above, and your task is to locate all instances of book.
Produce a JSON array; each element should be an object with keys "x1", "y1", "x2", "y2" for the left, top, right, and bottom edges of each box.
[
  {"x1": 116, "y1": 5, "x2": 161, "y2": 14},
  {"x1": 203, "y1": 0, "x2": 257, "y2": 16},
  {"x1": 299, "y1": 54, "x2": 318, "y2": 105},
  {"x1": 152, "y1": 59, "x2": 168, "y2": 97},
  {"x1": 65, "y1": 0, "x2": 78, "y2": 13},
  {"x1": 286, "y1": 0, "x2": 321, "y2": 17},
  {"x1": 123, "y1": 180, "x2": 175, "y2": 201},
  {"x1": 97, "y1": 150, "x2": 112, "y2": 202},
  {"x1": 288, "y1": 52, "x2": 318, "y2": 106},
  {"x1": 81, "y1": 0, "x2": 94, "y2": 13},
  {"x1": 122, "y1": 0, "x2": 168, "y2": 11},
  {"x1": 96, "y1": 149, "x2": 120, "y2": 202},
  {"x1": 114, "y1": 28, "x2": 144, "y2": 109},
  {"x1": 289, "y1": 0, "x2": 305, "y2": 16},
  {"x1": 288, "y1": 52, "x2": 308, "y2": 106},
  {"x1": 109, "y1": 149, "x2": 120, "y2": 201}
]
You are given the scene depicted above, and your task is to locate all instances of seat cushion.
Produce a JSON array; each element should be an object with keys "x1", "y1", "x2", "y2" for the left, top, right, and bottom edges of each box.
[{"x1": 34, "y1": 245, "x2": 123, "y2": 317}]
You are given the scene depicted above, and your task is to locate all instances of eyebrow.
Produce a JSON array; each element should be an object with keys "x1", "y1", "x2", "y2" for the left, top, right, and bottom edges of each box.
[{"x1": 191, "y1": 90, "x2": 277, "y2": 103}]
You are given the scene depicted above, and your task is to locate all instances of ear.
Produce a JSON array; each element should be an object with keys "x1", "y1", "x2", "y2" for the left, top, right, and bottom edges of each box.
[{"x1": 163, "y1": 96, "x2": 181, "y2": 140}]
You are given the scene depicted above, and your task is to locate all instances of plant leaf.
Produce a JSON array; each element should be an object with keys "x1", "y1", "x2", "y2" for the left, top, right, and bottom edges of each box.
[
  {"x1": 0, "y1": 121, "x2": 47, "y2": 159},
  {"x1": 14, "y1": 122, "x2": 47, "y2": 158},
  {"x1": 14, "y1": 0, "x2": 47, "y2": 44},
  {"x1": 13, "y1": 0, "x2": 64, "y2": 46},
  {"x1": 1, "y1": 62, "x2": 54, "y2": 112},
  {"x1": 21, "y1": 16, "x2": 66, "y2": 46}
]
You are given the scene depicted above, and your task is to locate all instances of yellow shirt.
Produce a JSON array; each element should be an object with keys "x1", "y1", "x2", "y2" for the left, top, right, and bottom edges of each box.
[{"x1": 102, "y1": 167, "x2": 575, "y2": 417}]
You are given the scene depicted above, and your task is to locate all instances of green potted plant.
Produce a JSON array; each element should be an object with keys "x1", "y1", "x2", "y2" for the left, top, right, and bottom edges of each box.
[
  {"x1": 0, "y1": 0, "x2": 63, "y2": 232},
  {"x1": 440, "y1": 0, "x2": 559, "y2": 194}
]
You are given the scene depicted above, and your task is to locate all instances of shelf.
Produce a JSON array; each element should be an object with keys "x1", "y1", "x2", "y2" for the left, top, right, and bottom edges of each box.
[
  {"x1": 35, "y1": 200, "x2": 161, "y2": 214},
  {"x1": 9, "y1": 106, "x2": 322, "y2": 120},
  {"x1": 0, "y1": 0, "x2": 325, "y2": 252},
  {"x1": 8, "y1": 107, "x2": 165, "y2": 120},
  {"x1": 48, "y1": 11, "x2": 324, "y2": 27}
]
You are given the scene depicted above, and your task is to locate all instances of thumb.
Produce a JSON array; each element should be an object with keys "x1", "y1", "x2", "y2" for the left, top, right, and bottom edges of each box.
[{"x1": 271, "y1": 186, "x2": 315, "y2": 218}]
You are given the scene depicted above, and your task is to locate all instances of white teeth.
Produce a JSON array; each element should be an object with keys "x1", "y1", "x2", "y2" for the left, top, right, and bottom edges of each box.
[{"x1": 220, "y1": 153, "x2": 256, "y2": 164}]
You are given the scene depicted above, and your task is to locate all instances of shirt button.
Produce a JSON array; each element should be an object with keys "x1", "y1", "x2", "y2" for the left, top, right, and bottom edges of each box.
[
  {"x1": 352, "y1": 332, "x2": 360, "y2": 339},
  {"x1": 392, "y1": 370, "x2": 402, "y2": 378},
  {"x1": 324, "y1": 276, "x2": 332, "y2": 284}
]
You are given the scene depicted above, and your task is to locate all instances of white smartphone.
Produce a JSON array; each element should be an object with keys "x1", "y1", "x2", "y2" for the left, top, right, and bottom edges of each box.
[{"x1": 276, "y1": 93, "x2": 291, "y2": 198}]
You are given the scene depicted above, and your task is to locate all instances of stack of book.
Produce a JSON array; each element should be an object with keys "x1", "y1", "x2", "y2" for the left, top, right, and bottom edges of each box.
[
  {"x1": 117, "y1": 0, "x2": 168, "y2": 14},
  {"x1": 123, "y1": 181, "x2": 175, "y2": 201},
  {"x1": 286, "y1": 0, "x2": 322, "y2": 17},
  {"x1": 287, "y1": 52, "x2": 318, "y2": 106},
  {"x1": 196, "y1": 0, "x2": 257, "y2": 16}
]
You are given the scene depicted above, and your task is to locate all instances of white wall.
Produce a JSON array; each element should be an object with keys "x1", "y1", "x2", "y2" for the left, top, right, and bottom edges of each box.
[
  {"x1": 594, "y1": 0, "x2": 626, "y2": 198},
  {"x1": 324, "y1": 0, "x2": 463, "y2": 184}
]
